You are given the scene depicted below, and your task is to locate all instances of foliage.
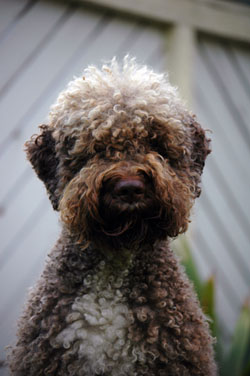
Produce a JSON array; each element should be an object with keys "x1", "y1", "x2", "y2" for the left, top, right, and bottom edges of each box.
[{"x1": 174, "y1": 236, "x2": 250, "y2": 376}]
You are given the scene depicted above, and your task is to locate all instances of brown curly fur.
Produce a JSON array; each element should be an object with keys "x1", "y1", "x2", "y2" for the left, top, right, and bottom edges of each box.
[{"x1": 8, "y1": 58, "x2": 216, "y2": 375}]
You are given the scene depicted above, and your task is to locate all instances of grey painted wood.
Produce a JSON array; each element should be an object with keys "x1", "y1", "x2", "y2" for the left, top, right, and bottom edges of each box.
[
  {"x1": 195, "y1": 46, "x2": 250, "y2": 216},
  {"x1": 0, "y1": 8, "x2": 101, "y2": 141},
  {"x1": 0, "y1": 0, "x2": 31, "y2": 36},
  {"x1": 166, "y1": 25, "x2": 196, "y2": 104},
  {"x1": 0, "y1": 1, "x2": 69, "y2": 93},
  {"x1": 77, "y1": 0, "x2": 250, "y2": 42},
  {"x1": 193, "y1": 36, "x2": 250, "y2": 339},
  {"x1": 232, "y1": 43, "x2": 250, "y2": 83}
]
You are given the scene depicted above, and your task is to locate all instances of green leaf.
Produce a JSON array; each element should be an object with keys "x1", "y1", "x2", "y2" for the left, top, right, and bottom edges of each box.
[
  {"x1": 174, "y1": 236, "x2": 250, "y2": 373},
  {"x1": 242, "y1": 359, "x2": 250, "y2": 376},
  {"x1": 200, "y1": 276, "x2": 223, "y2": 363},
  {"x1": 174, "y1": 236, "x2": 203, "y2": 300},
  {"x1": 200, "y1": 276, "x2": 216, "y2": 335},
  {"x1": 174, "y1": 236, "x2": 222, "y2": 362},
  {"x1": 221, "y1": 298, "x2": 250, "y2": 376}
]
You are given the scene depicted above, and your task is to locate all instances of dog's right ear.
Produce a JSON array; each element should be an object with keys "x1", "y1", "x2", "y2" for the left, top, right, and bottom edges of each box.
[{"x1": 25, "y1": 125, "x2": 59, "y2": 210}]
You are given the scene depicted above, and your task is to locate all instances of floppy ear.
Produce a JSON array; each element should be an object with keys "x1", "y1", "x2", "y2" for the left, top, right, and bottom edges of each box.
[
  {"x1": 188, "y1": 117, "x2": 211, "y2": 197},
  {"x1": 25, "y1": 125, "x2": 60, "y2": 210}
]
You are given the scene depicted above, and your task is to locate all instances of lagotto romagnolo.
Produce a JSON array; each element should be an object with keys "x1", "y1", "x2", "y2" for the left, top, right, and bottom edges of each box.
[{"x1": 8, "y1": 58, "x2": 217, "y2": 375}]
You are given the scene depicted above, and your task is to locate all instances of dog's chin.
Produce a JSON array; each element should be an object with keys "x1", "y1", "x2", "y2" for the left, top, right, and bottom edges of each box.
[{"x1": 89, "y1": 200, "x2": 168, "y2": 250}]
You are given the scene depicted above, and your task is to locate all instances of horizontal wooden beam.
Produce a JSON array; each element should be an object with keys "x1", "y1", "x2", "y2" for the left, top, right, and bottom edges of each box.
[{"x1": 74, "y1": 0, "x2": 250, "y2": 43}]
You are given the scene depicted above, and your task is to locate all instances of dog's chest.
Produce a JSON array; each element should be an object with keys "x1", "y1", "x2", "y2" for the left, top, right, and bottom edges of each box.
[{"x1": 52, "y1": 259, "x2": 143, "y2": 375}]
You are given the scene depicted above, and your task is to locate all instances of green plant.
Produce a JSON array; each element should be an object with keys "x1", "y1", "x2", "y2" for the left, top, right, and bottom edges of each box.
[{"x1": 174, "y1": 236, "x2": 250, "y2": 376}]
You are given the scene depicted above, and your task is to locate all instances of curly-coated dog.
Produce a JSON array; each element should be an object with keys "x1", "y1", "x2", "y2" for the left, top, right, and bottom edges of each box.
[{"x1": 8, "y1": 58, "x2": 216, "y2": 375}]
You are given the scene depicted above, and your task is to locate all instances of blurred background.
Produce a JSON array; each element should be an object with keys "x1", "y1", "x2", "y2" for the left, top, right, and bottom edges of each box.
[{"x1": 0, "y1": 0, "x2": 250, "y2": 373}]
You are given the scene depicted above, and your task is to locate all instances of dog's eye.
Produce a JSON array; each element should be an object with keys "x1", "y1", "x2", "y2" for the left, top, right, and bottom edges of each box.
[
  {"x1": 149, "y1": 139, "x2": 168, "y2": 160},
  {"x1": 74, "y1": 155, "x2": 92, "y2": 170},
  {"x1": 64, "y1": 136, "x2": 76, "y2": 151},
  {"x1": 158, "y1": 148, "x2": 169, "y2": 160},
  {"x1": 94, "y1": 143, "x2": 107, "y2": 153},
  {"x1": 62, "y1": 154, "x2": 90, "y2": 176}
]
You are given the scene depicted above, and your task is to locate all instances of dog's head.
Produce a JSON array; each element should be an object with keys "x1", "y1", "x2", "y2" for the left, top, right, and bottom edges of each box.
[{"x1": 25, "y1": 58, "x2": 210, "y2": 249}]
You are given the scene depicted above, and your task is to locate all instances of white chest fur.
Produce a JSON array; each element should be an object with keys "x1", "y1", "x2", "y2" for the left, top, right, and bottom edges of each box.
[{"x1": 51, "y1": 260, "x2": 144, "y2": 375}]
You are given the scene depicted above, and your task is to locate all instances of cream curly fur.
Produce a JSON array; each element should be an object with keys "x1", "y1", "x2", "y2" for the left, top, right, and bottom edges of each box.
[
  {"x1": 51, "y1": 258, "x2": 144, "y2": 376},
  {"x1": 50, "y1": 57, "x2": 184, "y2": 142}
]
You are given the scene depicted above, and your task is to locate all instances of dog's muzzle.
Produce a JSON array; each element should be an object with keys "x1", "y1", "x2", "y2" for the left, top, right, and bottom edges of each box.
[
  {"x1": 113, "y1": 177, "x2": 145, "y2": 204},
  {"x1": 100, "y1": 172, "x2": 153, "y2": 214}
]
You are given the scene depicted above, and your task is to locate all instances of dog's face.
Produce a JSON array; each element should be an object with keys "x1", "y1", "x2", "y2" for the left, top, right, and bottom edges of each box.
[{"x1": 26, "y1": 59, "x2": 210, "y2": 249}]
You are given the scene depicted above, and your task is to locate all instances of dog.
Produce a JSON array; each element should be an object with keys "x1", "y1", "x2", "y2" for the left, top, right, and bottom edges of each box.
[{"x1": 8, "y1": 57, "x2": 216, "y2": 375}]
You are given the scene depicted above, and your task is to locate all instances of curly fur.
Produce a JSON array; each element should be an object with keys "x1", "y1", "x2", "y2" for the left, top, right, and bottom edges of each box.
[{"x1": 8, "y1": 57, "x2": 216, "y2": 375}]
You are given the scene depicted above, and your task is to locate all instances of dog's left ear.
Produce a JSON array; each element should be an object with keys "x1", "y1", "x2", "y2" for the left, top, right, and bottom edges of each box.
[
  {"x1": 187, "y1": 117, "x2": 211, "y2": 197},
  {"x1": 25, "y1": 125, "x2": 60, "y2": 210}
]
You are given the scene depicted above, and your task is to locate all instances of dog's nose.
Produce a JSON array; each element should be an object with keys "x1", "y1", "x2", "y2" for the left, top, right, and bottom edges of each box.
[{"x1": 114, "y1": 178, "x2": 145, "y2": 202}]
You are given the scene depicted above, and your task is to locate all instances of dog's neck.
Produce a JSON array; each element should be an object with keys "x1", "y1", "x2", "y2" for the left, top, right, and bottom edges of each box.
[{"x1": 62, "y1": 226, "x2": 168, "y2": 271}]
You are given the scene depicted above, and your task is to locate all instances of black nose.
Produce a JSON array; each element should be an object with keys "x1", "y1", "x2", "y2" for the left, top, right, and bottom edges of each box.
[{"x1": 114, "y1": 178, "x2": 145, "y2": 202}]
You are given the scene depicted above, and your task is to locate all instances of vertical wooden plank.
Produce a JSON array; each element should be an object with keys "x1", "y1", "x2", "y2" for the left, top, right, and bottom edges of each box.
[{"x1": 165, "y1": 24, "x2": 196, "y2": 106}]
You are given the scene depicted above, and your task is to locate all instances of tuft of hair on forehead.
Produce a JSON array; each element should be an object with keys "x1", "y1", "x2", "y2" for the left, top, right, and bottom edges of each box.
[{"x1": 49, "y1": 56, "x2": 188, "y2": 142}]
